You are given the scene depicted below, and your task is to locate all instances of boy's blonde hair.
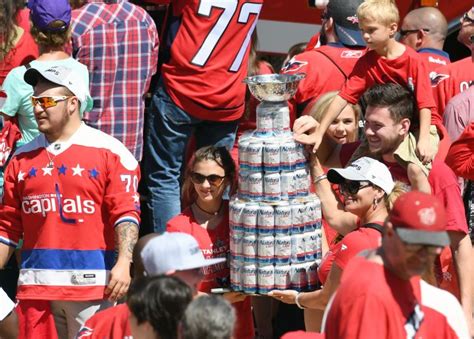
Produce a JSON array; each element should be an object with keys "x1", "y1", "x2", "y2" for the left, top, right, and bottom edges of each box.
[{"x1": 357, "y1": 0, "x2": 400, "y2": 26}]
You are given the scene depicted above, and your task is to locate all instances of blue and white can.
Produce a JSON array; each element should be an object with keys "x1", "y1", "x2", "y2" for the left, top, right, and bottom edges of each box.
[
  {"x1": 242, "y1": 264, "x2": 258, "y2": 294},
  {"x1": 257, "y1": 204, "x2": 274, "y2": 235},
  {"x1": 247, "y1": 140, "x2": 263, "y2": 171},
  {"x1": 263, "y1": 172, "x2": 281, "y2": 201},
  {"x1": 274, "y1": 264, "x2": 291, "y2": 289},
  {"x1": 274, "y1": 203, "x2": 292, "y2": 235},
  {"x1": 280, "y1": 171, "x2": 297, "y2": 200},
  {"x1": 257, "y1": 264, "x2": 275, "y2": 294},
  {"x1": 291, "y1": 233, "x2": 306, "y2": 263},
  {"x1": 230, "y1": 261, "x2": 242, "y2": 291},
  {"x1": 242, "y1": 203, "x2": 259, "y2": 234},
  {"x1": 242, "y1": 234, "x2": 257, "y2": 263},
  {"x1": 257, "y1": 234, "x2": 275, "y2": 264},
  {"x1": 280, "y1": 141, "x2": 296, "y2": 170},
  {"x1": 263, "y1": 141, "x2": 281, "y2": 172},
  {"x1": 274, "y1": 234, "x2": 291, "y2": 264},
  {"x1": 290, "y1": 263, "x2": 308, "y2": 292}
]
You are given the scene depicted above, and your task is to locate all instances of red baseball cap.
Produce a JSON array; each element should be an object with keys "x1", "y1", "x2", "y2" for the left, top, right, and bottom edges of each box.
[{"x1": 389, "y1": 191, "x2": 450, "y2": 247}]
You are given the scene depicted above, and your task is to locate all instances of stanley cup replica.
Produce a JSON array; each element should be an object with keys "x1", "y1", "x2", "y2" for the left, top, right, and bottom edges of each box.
[{"x1": 229, "y1": 74, "x2": 323, "y2": 294}]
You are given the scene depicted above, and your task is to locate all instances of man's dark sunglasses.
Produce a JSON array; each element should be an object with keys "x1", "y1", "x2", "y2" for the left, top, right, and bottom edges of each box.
[
  {"x1": 399, "y1": 28, "x2": 430, "y2": 37},
  {"x1": 339, "y1": 181, "x2": 372, "y2": 195},
  {"x1": 462, "y1": 12, "x2": 474, "y2": 24},
  {"x1": 190, "y1": 172, "x2": 226, "y2": 186}
]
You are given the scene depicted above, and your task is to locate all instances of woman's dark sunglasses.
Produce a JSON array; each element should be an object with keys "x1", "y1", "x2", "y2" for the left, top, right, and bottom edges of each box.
[
  {"x1": 191, "y1": 172, "x2": 226, "y2": 186},
  {"x1": 462, "y1": 12, "x2": 474, "y2": 24},
  {"x1": 339, "y1": 181, "x2": 372, "y2": 195}
]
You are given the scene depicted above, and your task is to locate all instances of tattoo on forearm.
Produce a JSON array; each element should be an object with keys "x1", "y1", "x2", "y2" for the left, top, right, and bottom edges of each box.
[{"x1": 115, "y1": 222, "x2": 139, "y2": 261}]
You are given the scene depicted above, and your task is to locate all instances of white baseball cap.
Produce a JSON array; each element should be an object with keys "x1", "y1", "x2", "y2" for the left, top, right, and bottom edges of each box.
[
  {"x1": 327, "y1": 157, "x2": 395, "y2": 194},
  {"x1": 24, "y1": 65, "x2": 93, "y2": 116},
  {"x1": 140, "y1": 232, "x2": 226, "y2": 276}
]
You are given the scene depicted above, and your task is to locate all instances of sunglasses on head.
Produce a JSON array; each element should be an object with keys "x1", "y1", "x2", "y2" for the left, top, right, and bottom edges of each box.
[
  {"x1": 31, "y1": 96, "x2": 73, "y2": 109},
  {"x1": 190, "y1": 172, "x2": 226, "y2": 186},
  {"x1": 462, "y1": 12, "x2": 474, "y2": 24},
  {"x1": 339, "y1": 180, "x2": 372, "y2": 195}
]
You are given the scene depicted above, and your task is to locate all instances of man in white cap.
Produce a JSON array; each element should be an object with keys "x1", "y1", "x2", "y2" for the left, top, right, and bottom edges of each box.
[
  {"x1": 0, "y1": 65, "x2": 140, "y2": 338},
  {"x1": 77, "y1": 232, "x2": 224, "y2": 338}
]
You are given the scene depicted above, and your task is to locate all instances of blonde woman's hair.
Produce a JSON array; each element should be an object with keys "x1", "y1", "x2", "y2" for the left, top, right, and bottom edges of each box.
[
  {"x1": 357, "y1": 0, "x2": 400, "y2": 26},
  {"x1": 308, "y1": 91, "x2": 361, "y2": 142},
  {"x1": 384, "y1": 181, "x2": 409, "y2": 211}
]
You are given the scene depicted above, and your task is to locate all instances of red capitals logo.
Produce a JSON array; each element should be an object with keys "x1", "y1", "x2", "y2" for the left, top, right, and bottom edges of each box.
[
  {"x1": 281, "y1": 58, "x2": 308, "y2": 73},
  {"x1": 341, "y1": 50, "x2": 363, "y2": 58}
]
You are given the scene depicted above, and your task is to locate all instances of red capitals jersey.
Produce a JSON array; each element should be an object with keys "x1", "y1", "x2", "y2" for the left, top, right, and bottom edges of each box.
[
  {"x1": 281, "y1": 43, "x2": 364, "y2": 123},
  {"x1": 432, "y1": 56, "x2": 474, "y2": 116},
  {"x1": 162, "y1": 0, "x2": 264, "y2": 122},
  {"x1": 418, "y1": 48, "x2": 450, "y2": 73},
  {"x1": 0, "y1": 124, "x2": 140, "y2": 301}
]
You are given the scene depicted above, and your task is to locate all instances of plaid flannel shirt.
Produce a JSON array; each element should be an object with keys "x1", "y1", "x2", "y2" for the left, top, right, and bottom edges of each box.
[{"x1": 71, "y1": 0, "x2": 159, "y2": 160}]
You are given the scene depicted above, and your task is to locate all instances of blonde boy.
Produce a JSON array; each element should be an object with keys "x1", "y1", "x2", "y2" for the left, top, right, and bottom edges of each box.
[{"x1": 312, "y1": 0, "x2": 438, "y2": 193}]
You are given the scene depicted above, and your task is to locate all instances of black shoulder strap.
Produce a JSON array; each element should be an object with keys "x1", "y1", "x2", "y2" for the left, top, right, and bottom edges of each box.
[
  {"x1": 25, "y1": 62, "x2": 32, "y2": 70},
  {"x1": 314, "y1": 49, "x2": 349, "y2": 80},
  {"x1": 361, "y1": 223, "x2": 384, "y2": 234}
]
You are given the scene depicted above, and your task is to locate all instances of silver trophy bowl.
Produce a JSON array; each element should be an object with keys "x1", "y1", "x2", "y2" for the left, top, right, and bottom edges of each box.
[{"x1": 244, "y1": 73, "x2": 306, "y2": 102}]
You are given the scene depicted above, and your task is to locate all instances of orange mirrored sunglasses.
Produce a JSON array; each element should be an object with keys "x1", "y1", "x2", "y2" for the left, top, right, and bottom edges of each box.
[{"x1": 31, "y1": 96, "x2": 73, "y2": 109}]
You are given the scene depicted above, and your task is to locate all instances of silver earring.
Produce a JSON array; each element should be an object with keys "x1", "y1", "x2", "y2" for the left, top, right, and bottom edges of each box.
[{"x1": 373, "y1": 197, "x2": 379, "y2": 210}]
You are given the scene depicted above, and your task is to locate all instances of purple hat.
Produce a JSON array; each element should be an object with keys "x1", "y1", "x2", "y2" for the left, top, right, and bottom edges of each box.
[{"x1": 28, "y1": 0, "x2": 71, "y2": 32}]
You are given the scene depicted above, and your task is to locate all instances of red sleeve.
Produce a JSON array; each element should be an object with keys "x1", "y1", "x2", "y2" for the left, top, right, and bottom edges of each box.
[
  {"x1": 103, "y1": 150, "x2": 141, "y2": 227},
  {"x1": 429, "y1": 161, "x2": 468, "y2": 234},
  {"x1": 325, "y1": 293, "x2": 389, "y2": 338},
  {"x1": 0, "y1": 158, "x2": 23, "y2": 247},
  {"x1": 445, "y1": 122, "x2": 474, "y2": 180},
  {"x1": 411, "y1": 54, "x2": 438, "y2": 120},
  {"x1": 339, "y1": 54, "x2": 371, "y2": 104}
]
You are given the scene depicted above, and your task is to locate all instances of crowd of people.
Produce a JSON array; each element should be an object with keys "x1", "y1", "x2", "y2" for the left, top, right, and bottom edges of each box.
[{"x1": 0, "y1": 0, "x2": 473, "y2": 338}]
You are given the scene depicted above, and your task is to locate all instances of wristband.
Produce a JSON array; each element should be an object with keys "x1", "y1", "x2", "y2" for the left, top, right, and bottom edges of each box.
[
  {"x1": 295, "y1": 292, "x2": 306, "y2": 309},
  {"x1": 313, "y1": 174, "x2": 327, "y2": 184}
]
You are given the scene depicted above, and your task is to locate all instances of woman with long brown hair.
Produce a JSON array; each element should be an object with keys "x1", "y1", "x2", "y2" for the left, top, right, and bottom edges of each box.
[{"x1": 167, "y1": 145, "x2": 254, "y2": 339}]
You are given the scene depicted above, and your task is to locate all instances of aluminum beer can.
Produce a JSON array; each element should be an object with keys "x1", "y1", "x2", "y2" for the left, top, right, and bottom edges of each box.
[
  {"x1": 280, "y1": 141, "x2": 296, "y2": 171},
  {"x1": 274, "y1": 203, "x2": 292, "y2": 235},
  {"x1": 242, "y1": 203, "x2": 259, "y2": 234},
  {"x1": 238, "y1": 171, "x2": 249, "y2": 200},
  {"x1": 304, "y1": 199, "x2": 318, "y2": 231},
  {"x1": 242, "y1": 264, "x2": 258, "y2": 294},
  {"x1": 291, "y1": 202, "x2": 306, "y2": 233},
  {"x1": 248, "y1": 172, "x2": 263, "y2": 201},
  {"x1": 291, "y1": 233, "x2": 306, "y2": 263},
  {"x1": 280, "y1": 171, "x2": 297, "y2": 200},
  {"x1": 294, "y1": 143, "x2": 307, "y2": 169},
  {"x1": 257, "y1": 235, "x2": 275, "y2": 264},
  {"x1": 247, "y1": 140, "x2": 263, "y2": 171},
  {"x1": 290, "y1": 263, "x2": 308, "y2": 292},
  {"x1": 230, "y1": 261, "x2": 242, "y2": 291},
  {"x1": 274, "y1": 264, "x2": 291, "y2": 289},
  {"x1": 316, "y1": 230, "x2": 322, "y2": 260},
  {"x1": 242, "y1": 234, "x2": 257, "y2": 263},
  {"x1": 263, "y1": 172, "x2": 281, "y2": 201},
  {"x1": 257, "y1": 264, "x2": 275, "y2": 294},
  {"x1": 294, "y1": 168, "x2": 309, "y2": 197},
  {"x1": 230, "y1": 231, "x2": 244, "y2": 260},
  {"x1": 306, "y1": 262, "x2": 319, "y2": 291},
  {"x1": 274, "y1": 234, "x2": 291, "y2": 264},
  {"x1": 257, "y1": 204, "x2": 274, "y2": 234},
  {"x1": 238, "y1": 139, "x2": 250, "y2": 170},
  {"x1": 304, "y1": 231, "x2": 318, "y2": 261},
  {"x1": 274, "y1": 105, "x2": 290, "y2": 132},
  {"x1": 256, "y1": 103, "x2": 274, "y2": 134},
  {"x1": 263, "y1": 141, "x2": 281, "y2": 172},
  {"x1": 230, "y1": 200, "x2": 246, "y2": 232}
]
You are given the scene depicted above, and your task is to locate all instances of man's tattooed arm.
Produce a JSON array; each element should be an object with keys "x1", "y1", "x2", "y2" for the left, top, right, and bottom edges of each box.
[{"x1": 115, "y1": 221, "x2": 139, "y2": 263}]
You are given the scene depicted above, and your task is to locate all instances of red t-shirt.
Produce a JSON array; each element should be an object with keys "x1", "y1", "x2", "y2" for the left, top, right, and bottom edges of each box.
[
  {"x1": 340, "y1": 47, "x2": 438, "y2": 123},
  {"x1": 0, "y1": 9, "x2": 39, "y2": 85},
  {"x1": 318, "y1": 223, "x2": 382, "y2": 285},
  {"x1": 161, "y1": 0, "x2": 264, "y2": 122},
  {"x1": 281, "y1": 43, "x2": 364, "y2": 123},
  {"x1": 324, "y1": 256, "x2": 467, "y2": 338},
  {"x1": 432, "y1": 57, "x2": 474, "y2": 116},
  {"x1": 166, "y1": 203, "x2": 254, "y2": 339},
  {"x1": 446, "y1": 121, "x2": 474, "y2": 180},
  {"x1": 418, "y1": 48, "x2": 450, "y2": 73},
  {"x1": 76, "y1": 303, "x2": 131, "y2": 339}
]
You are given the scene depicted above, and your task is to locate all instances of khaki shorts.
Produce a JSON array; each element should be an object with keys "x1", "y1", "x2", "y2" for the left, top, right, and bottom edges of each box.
[{"x1": 394, "y1": 125, "x2": 439, "y2": 177}]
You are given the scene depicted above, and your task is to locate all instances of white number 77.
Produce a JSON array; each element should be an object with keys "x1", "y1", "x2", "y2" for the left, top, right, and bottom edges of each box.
[{"x1": 191, "y1": 0, "x2": 262, "y2": 71}]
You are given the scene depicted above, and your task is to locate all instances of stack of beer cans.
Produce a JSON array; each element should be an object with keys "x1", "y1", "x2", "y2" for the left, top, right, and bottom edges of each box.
[{"x1": 231, "y1": 127, "x2": 323, "y2": 294}]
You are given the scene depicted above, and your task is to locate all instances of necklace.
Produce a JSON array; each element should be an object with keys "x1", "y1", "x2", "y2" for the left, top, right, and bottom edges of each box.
[
  {"x1": 194, "y1": 201, "x2": 223, "y2": 216},
  {"x1": 44, "y1": 140, "x2": 60, "y2": 168}
]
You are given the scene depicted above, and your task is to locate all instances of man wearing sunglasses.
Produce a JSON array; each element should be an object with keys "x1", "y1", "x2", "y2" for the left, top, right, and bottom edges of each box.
[
  {"x1": 431, "y1": 7, "x2": 474, "y2": 114},
  {"x1": 294, "y1": 83, "x2": 472, "y2": 330},
  {"x1": 0, "y1": 65, "x2": 140, "y2": 337},
  {"x1": 323, "y1": 191, "x2": 469, "y2": 338},
  {"x1": 399, "y1": 7, "x2": 450, "y2": 72}
]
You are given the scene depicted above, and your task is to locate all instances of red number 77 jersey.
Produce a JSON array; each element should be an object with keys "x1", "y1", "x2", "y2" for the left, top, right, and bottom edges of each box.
[{"x1": 162, "y1": 0, "x2": 264, "y2": 122}]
